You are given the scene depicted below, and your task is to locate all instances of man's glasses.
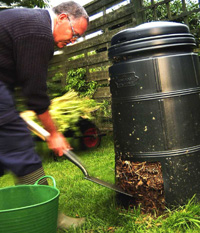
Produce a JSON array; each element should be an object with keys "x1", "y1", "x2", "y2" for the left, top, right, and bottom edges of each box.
[{"x1": 67, "y1": 16, "x2": 81, "y2": 40}]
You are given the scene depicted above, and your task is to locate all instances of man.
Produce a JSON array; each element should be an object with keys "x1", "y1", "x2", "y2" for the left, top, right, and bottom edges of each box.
[{"x1": 0, "y1": 1, "x2": 89, "y2": 229}]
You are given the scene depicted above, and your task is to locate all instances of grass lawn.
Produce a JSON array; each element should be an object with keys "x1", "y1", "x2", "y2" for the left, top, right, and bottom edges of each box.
[{"x1": 1, "y1": 135, "x2": 200, "y2": 232}]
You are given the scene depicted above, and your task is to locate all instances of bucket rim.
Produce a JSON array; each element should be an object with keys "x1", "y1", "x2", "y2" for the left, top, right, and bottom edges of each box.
[{"x1": 0, "y1": 185, "x2": 60, "y2": 213}]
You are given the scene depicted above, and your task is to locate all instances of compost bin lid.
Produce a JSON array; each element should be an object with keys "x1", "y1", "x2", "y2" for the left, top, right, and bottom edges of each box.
[{"x1": 109, "y1": 21, "x2": 196, "y2": 58}]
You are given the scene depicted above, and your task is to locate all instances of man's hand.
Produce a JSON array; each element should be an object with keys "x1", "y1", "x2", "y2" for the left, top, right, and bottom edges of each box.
[
  {"x1": 37, "y1": 110, "x2": 72, "y2": 156},
  {"x1": 47, "y1": 131, "x2": 72, "y2": 156}
]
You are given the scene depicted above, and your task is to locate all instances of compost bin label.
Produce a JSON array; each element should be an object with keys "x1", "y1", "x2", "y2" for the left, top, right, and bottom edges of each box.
[{"x1": 114, "y1": 72, "x2": 139, "y2": 88}]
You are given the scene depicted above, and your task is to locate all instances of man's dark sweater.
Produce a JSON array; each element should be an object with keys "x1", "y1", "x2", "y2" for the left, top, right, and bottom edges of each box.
[{"x1": 0, "y1": 8, "x2": 54, "y2": 114}]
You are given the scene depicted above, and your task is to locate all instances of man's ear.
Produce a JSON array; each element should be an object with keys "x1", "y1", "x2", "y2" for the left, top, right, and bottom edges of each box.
[{"x1": 57, "y1": 13, "x2": 68, "y2": 24}]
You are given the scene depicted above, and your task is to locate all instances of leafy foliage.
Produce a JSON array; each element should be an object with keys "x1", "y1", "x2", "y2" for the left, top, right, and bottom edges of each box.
[
  {"x1": 144, "y1": 0, "x2": 200, "y2": 44},
  {"x1": 47, "y1": 72, "x2": 66, "y2": 99},
  {"x1": 21, "y1": 91, "x2": 100, "y2": 133},
  {"x1": 0, "y1": 0, "x2": 49, "y2": 8},
  {"x1": 66, "y1": 68, "x2": 98, "y2": 97},
  {"x1": 47, "y1": 68, "x2": 98, "y2": 98},
  {"x1": 144, "y1": 0, "x2": 198, "y2": 21},
  {"x1": 49, "y1": 91, "x2": 99, "y2": 132},
  {"x1": 98, "y1": 100, "x2": 112, "y2": 118}
]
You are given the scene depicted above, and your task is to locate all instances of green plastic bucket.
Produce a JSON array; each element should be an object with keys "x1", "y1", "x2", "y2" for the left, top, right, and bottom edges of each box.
[{"x1": 0, "y1": 176, "x2": 60, "y2": 233}]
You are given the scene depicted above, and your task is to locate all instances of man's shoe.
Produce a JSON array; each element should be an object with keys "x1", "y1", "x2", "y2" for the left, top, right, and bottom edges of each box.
[{"x1": 57, "y1": 212, "x2": 85, "y2": 229}]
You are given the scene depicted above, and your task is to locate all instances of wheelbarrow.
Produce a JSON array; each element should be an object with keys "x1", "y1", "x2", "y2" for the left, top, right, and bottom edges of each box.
[
  {"x1": 34, "y1": 117, "x2": 106, "y2": 151},
  {"x1": 64, "y1": 117, "x2": 106, "y2": 150}
]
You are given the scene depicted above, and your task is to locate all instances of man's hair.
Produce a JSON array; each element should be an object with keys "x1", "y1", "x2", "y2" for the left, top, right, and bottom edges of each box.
[{"x1": 52, "y1": 1, "x2": 89, "y2": 23}]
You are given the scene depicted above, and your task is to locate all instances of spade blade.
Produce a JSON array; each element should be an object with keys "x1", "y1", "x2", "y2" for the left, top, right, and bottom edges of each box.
[{"x1": 85, "y1": 176, "x2": 133, "y2": 197}]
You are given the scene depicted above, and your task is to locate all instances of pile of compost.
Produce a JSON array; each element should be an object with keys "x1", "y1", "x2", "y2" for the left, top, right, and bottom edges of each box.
[{"x1": 116, "y1": 159, "x2": 165, "y2": 214}]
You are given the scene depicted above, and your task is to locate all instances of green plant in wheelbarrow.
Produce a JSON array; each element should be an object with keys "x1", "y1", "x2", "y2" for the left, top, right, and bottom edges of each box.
[{"x1": 21, "y1": 90, "x2": 103, "y2": 150}]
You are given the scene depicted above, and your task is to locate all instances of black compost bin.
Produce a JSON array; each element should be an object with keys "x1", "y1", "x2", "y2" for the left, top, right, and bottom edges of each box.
[{"x1": 108, "y1": 21, "x2": 200, "y2": 207}]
